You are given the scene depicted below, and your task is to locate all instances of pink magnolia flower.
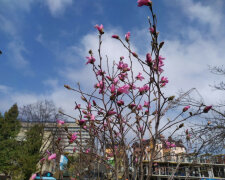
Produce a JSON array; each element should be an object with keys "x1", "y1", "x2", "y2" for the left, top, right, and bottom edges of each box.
[
  {"x1": 149, "y1": 27, "x2": 155, "y2": 34},
  {"x1": 129, "y1": 83, "x2": 136, "y2": 90},
  {"x1": 117, "y1": 84, "x2": 130, "y2": 95},
  {"x1": 144, "y1": 101, "x2": 150, "y2": 108},
  {"x1": 136, "y1": 72, "x2": 144, "y2": 81},
  {"x1": 57, "y1": 120, "x2": 65, "y2": 126},
  {"x1": 153, "y1": 55, "x2": 165, "y2": 73},
  {"x1": 95, "y1": 24, "x2": 104, "y2": 34},
  {"x1": 203, "y1": 105, "x2": 212, "y2": 113},
  {"x1": 75, "y1": 104, "x2": 81, "y2": 109},
  {"x1": 113, "y1": 78, "x2": 119, "y2": 85},
  {"x1": 96, "y1": 70, "x2": 105, "y2": 76},
  {"x1": 137, "y1": 0, "x2": 152, "y2": 7},
  {"x1": 90, "y1": 114, "x2": 95, "y2": 121},
  {"x1": 138, "y1": 85, "x2": 149, "y2": 94},
  {"x1": 128, "y1": 103, "x2": 136, "y2": 109},
  {"x1": 110, "y1": 84, "x2": 116, "y2": 94},
  {"x1": 125, "y1": 31, "x2": 130, "y2": 42},
  {"x1": 93, "y1": 100, "x2": 97, "y2": 106},
  {"x1": 79, "y1": 119, "x2": 86, "y2": 125},
  {"x1": 118, "y1": 73, "x2": 127, "y2": 81},
  {"x1": 112, "y1": 35, "x2": 119, "y2": 39},
  {"x1": 171, "y1": 143, "x2": 176, "y2": 148},
  {"x1": 86, "y1": 148, "x2": 90, "y2": 153},
  {"x1": 107, "y1": 110, "x2": 117, "y2": 116},
  {"x1": 132, "y1": 52, "x2": 138, "y2": 57},
  {"x1": 146, "y1": 53, "x2": 152, "y2": 65},
  {"x1": 70, "y1": 132, "x2": 78, "y2": 143},
  {"x1": 117, "y1": 100, "x2": 124, "y2": 106},
  {"x1": 160, "y1": 76, "x2": 168, "y2": 87},
  {"x1": 48, "y1": 153, "x2": 56, "y2": 160},
  {"x1": 106, "y1": 76, "x2": 112, "y2": 81},
  {"x1": 86, "y1": 56, "x2": 96, "y2": 64},
  {"x1": 183, "y1": 105, "x2": 190, "y2": 112},
  {"x1": 30, "y1": 174, "x2": 37, "y2": 180},
  {"x1": 137, "y1": 104, "x2": 143, "y2": 111}
]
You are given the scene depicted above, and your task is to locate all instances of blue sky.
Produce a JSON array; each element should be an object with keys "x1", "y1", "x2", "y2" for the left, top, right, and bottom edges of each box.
[{"x1": 0, "y1": 0, "x2": 225, "y2": 114}]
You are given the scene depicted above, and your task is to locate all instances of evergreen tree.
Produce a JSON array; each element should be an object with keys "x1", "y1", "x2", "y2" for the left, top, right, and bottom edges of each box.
[
  {"x1": 19, "y1": 124, "x2": 43, "y2": 179},
  {"x1": 0, "y1": 104, "x2": 21, "y2": 176}
]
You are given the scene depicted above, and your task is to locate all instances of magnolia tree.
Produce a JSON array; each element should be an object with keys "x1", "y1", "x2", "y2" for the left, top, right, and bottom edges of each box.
[{"x1": 30, "y1": 1, "x2": 212, "y2": 180}]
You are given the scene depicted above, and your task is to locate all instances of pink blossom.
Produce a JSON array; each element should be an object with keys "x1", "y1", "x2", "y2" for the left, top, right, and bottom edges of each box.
[
  {"x1": 117, "y1": 84, "x2": 130, "y2": 95},
  {"x1": 94, "y1": 83, "x2": 100, "y2": 88},
  {"x1": 96, "y1": 70, "x2": 105, "y2": 76},
  {"x1": 90, "y1": 114, "x2": 95, "y2": 121},
  {"x1": 125, "y1": 31, "x2": 130, "y2": 42},
  {"x1": 57, "y1": 120, "x2": 65, "y2": 126},
  {"x1": 171, "y1": 143, "x2": 176, "y2": 148},
  {"x1": 153, "y1": 55, "x2": 165, "y2": 73},
  {"x1": 95, "y1": 24, "x2": 104, "y2": 34},
  {"x1": 107, "y1": 110, "x2": 117, "y2": 116},
  {"x1": 93, "y1": 100, "x2": 97, "y2": 106},
  {"x1": 106, "y1": 76, "x2": 112, "y2": 81},
  {"x1": 70, "y1": 132, "x2": 78, "y2": 143},
  {"x1": 86, "y1": 56, "x2": 96, "y2": 64},
  {"x1": 129, "y1": 83, "x2": 136, "y2": 90},
  {"x1": 128, "y1": 103, "x2": 136, "y2": 109},
  {"x1": 117, "y1": 61, "x2": 130, "y2": 72},
  {"x1": 112, "y1": 35, "x2": 119, "y2": 39},
  {"x1": 82, "y1": 110, "x2": 87, "y2": 114},
  {"x1": 149, "y1": 27, "x2": 155, "y2": 34},
  {"x1": 79, "y1": 119, "x2": 86, "y2": 125},
  {"x1": 48, "y1": 153, "x2": 56, "y2": 160},
  {"x1": 183, "y1": 105, "x2": 190, "y2": 112},
  {"x1": 160, "y1": 76, "x2": 168, "y2": 87},
  {"x1": 117, "y1": 100, "x2": 124, "y2": 106},
  {"x1": 203, "y1": 105, "x2": 212, "y2": 113},
  {"x1": 136, "y1": 72, "x2": 144, "y2": 81},
  {"x1": 138, "y1": 85, "x2": 149, "y2": 94},
  {"x1": 132, "y1": 52, "x2": 138, "y2": 57},
  {"x1": 113, "y1": 78, "x2": 119, "y2": 85},
  {"x1": 144, "y1": 101, "x2": 150, "y2": 108},
  {"x1": 137, "y1": 105, "x2": 143, "y2": 111},
  {"x1": 137, "y1": 0, "x2": 152, "y2": 7},
  {"x1": 110, "y1": 84, "x2": 116, "y2": 94},
  {"x1": 30, "y1": 174, "x2": 37, "y2": 180},
  {"x1": 73, "y1": 147, "x2": 76, "y2": 153},
  {"x1": 145, "y1": 110, "x2": 149, "y2": 115},
  {"x1": 87, "y1": 103, "x2": 91, "y2": 110},
  {"x1": 86, "y1": 148, "x2": 90, "y2": 153},
  {"x1": 75, "y1": 104, "x2": 81, "y2": 109},
  {"x1": 118, "y1": 73, "x2": 127, "y2": 81},
  {"x1": 146, "y1": 53, "x2": 152, "y2": 65}
]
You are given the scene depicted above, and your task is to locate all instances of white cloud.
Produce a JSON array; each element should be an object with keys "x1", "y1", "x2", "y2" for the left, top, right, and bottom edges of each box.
[
  {"x1": 177, "y1": 0, "x2": 223, "y2": 33},
  {"x1": 45, "y1": 0, "x2": 73, "y2": 17},
  {"x1": 7, "y1": 41, "x2": 31, "y2": 72},
  {"x1": 0, "y1": 85, "x2": 11, "y2": 94}
]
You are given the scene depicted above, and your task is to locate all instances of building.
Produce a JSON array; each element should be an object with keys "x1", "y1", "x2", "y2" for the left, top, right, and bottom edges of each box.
[
  {"x1": 17, "y1": 121, "x2": 90, "y2": 174},
  {"x1": 132, "y1": 137, "x2": 225, "y2": 180}
]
